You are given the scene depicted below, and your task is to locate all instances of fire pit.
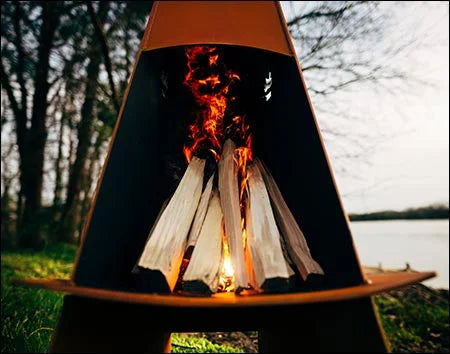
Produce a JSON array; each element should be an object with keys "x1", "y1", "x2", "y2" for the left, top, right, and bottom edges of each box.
[{"x1": 15, "y1": 1, "x2": 435, "y2": 352}]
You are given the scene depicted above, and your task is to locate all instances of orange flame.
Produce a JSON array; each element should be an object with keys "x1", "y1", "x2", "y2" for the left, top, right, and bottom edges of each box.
[
  {"x1": 219, "y1": 225, "x2": 235, "y2": 292},
  {"x1": 183, "y1": 46, "x2": 249, "y2": 164},
  {"x1": 183, "y1": 46, "x2": 253, "y2": 292}
]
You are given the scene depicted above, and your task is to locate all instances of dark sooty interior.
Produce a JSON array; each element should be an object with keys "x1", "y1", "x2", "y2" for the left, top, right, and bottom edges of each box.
[{"x1": 74, "y1": 45, "x2": 364, "y2": 292}]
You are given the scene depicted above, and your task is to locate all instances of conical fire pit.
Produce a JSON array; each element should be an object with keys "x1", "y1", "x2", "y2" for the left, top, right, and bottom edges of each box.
[{"x1": 15, "y1": 2, "x2": 435, "y2": 352}]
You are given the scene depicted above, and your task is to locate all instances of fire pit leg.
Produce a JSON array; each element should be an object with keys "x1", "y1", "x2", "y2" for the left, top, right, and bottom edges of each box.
[
  {"x1": 258, "y1": 297, "x2": 389, "y2": 353},
  {"x1": 49, "y1": 295, "x2": 171, "y2": 353}
]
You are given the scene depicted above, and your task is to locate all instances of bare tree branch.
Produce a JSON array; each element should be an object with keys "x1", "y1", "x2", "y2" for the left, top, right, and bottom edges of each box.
[{"x1": 87, "y1": 1, "x2": 120, "y2": 113}]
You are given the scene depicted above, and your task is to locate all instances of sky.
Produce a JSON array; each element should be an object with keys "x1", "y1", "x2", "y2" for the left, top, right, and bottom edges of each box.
[{"x1": 280, "y1": 1, "x2": 449, "y2": 214}]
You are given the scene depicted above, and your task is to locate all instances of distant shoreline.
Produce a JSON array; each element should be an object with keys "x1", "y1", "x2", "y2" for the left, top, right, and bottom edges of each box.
[{"x1": 348, "y1": 205, "x2": 449, "y2": 221}]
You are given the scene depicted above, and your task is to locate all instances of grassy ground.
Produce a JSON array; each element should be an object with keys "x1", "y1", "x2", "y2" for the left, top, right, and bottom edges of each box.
[
  {"x1": 1, "y1": 244, "x2": 448, "y2": 353},
  {"x1": 375, "y1": 285, "x2": 449, "y2": 353},
  {"x1": 1, "y1": 244, "x2": 241, "y2": 353}
]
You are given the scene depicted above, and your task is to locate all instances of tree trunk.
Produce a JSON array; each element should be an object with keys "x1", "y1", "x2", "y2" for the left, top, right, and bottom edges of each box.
[
  {"x1": 58, "y1": 2, "x2": 111, "y2": 244},
  {"x1": 1, "y1": 180, "x2": 14, "y2": 249},
  {"x1": 18, "y1": 2, "x2": 60, "y2": 249},
  {"x1": 59, "y1": 52, "x2": 102, "y2": 243},
  {"x1": 87, "y1": 1, "x2": 120, "y2": 113},
  {"x1": 53, "y1": 109, "x2": 66, "y2": 208},
  {"x1": 16, "y1": 186, "x2": 23, "y2": 232}
]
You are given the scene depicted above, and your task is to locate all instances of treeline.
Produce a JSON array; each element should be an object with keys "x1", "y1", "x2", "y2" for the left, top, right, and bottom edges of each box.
[
  {"x1": 1, "y1": 1, "x2": 153, "y2": 250},
  {"x1": 349, "y1": 204, "x2": 449, "y2": 221}
]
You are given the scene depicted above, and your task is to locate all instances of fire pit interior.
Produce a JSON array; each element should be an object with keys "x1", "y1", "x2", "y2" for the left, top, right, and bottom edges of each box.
[{"x1": 73, "y1": 44, "x2": 364, "y2": 295}]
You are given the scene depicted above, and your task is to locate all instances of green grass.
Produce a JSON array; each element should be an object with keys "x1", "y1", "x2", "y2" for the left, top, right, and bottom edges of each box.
[
  {"x1": 2, "y1": 246, "x2": 448, "y2": 353},
  {"x1": 1, "y1": 245, "x2": 242, "y2": 353},
  {"x1": 375, "y1": 288, "x2": 449, "y2": 353},
  {"x1": 1, "y1": 244, "x2": 75, "y2": 353},
  {"x1": 172, "y1": 335, "x2": 242, "y2": 353}
]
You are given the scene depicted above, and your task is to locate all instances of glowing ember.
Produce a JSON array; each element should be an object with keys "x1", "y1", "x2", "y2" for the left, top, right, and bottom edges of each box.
[
  {"x1": 183, "y1": 46, "x2": 253, "y2": 292},
  {"x1": 223, "y1": 257, "x2": 235, "y2": 278},
  {"x1": 219, "y1": 226, "x2": 235, "y2": 292}
]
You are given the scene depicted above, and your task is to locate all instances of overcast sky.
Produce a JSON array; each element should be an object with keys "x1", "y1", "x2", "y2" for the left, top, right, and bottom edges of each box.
[{"x1": 280, "y1": 1, "x2": 449, "y2": 214}]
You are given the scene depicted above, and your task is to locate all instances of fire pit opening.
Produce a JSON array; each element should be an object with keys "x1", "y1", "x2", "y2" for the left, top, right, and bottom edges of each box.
[{"x1": 73, "y1": 44, "x2": 364, "y2": 296}]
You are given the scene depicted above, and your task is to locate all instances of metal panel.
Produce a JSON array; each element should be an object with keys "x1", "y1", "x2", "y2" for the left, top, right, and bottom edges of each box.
[{"x1": 141, "y1": 1, "x2": 293, "y2": 55}]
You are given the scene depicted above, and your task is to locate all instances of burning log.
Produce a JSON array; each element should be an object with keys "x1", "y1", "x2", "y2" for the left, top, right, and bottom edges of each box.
[
  {"x1": 183, "y1": 190, "x2": 223, "y2": 294},
  {"x1": 186, "y1": 173, "x2": 215, "y2": 249},
  {"x1": 255, "y1": 159, "x2": 324, "y2": 281},
  {"x1": 218, "y1": 139, "x2": 250, "y2": 292},
  {"x1": 137, "y1": 157, "x2": 205, "y2": 293},
  {"x1": 245, "y1": 163, "x2": 290, "y2": 292}
]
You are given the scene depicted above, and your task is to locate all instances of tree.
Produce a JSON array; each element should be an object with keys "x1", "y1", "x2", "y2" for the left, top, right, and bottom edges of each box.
[
  {"x1": 1, "y1": 1, "x2": 152, "y2": 247},
  {"x1": 58, "y1": 1, "x2": 152, "y2": 243},
  {"x1": 2, "y1": 1, "x2": 443, "y2": 248},
  {"x1": 1, "y1": 2, "x2": 69, "y2": 249},
  {"x1": 283, "y1": 1, "x2": 445, "y2": 177}
]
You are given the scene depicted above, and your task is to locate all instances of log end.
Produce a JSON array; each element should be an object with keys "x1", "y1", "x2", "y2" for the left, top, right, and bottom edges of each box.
[
  {"x1": 261, "y1": 277, "x2": 290, "y2": 293},
  {"x1": 304, "y1": 272, "x2": 325, "y2": 285},
  {"x1": 133, "y1": 266, "x2": 171, "y2": 294},
  {"x1": 183, "y1": 280, "x2": 214, "y2": 296}
]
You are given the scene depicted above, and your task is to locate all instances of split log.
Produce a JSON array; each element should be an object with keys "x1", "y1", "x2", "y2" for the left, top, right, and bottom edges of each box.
[
  {"x1": 244, "y1": 201, "x2": 258, "y2": 291},
  {"x1": 186, "y1": 173, "x2": 214, "y2": 249},
  {"x1": 218, "y1": 139, "x2": 249, "y2": 292},
  {"x1": 278, "y1": 226, "x2": 300, "y2": 289},
  {"x1": 137, "y1": 157, "x2": 205, "y2": 293},
  {"x1": 132, "y1": 198, "x2": 169, "y2": 277},
  {"x1": 246, "y1": 163, "x2": 290, "y2": 292},
  {"x1": 284, "y1": 257, "x2": 297, "y2": 289},
  {"x1": 255, "y1": 159, "x2": 324, "y2": 281},
  {"x1": 183, "y1": 190, "x2": 223, "y2": 294}
]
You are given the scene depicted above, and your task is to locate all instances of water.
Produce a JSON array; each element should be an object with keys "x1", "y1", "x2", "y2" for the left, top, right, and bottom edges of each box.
[{"x1": 350, "y1": 219, "x2": 449, "y2": 289}]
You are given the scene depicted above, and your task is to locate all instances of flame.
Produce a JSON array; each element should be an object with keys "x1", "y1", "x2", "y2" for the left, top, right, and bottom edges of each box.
[
  {"x1": 219, "y1": 225, "x2": 235, "y2": 292},
  {"x1": 183, "y1": 46, "x2": 253, "y2": 292},
  {"x1": 183, "y1": 46, "x2": 248, "y2": 164}
]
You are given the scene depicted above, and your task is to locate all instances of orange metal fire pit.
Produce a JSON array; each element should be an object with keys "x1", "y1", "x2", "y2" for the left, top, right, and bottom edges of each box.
[{"x1": 15, "y1": 2, "x2": 435, "y2": 352}]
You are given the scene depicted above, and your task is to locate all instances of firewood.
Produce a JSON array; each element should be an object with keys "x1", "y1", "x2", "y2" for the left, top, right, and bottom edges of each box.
[
  {"x1": 245, "y1": 207, "x2": 295, "y2": 291},
  {"x1": 244, "y1": 202, "x2": 258, "y2": 291},
  {"x1": 132, "y1": 198, "x2": 169, "y2": 277},
  {"x1": 284, "y1": 257, "x2": 297, "y2": 289},
  {"x1": 146, "y1": 198, "x2": 170, "y2": 243},
  {"x1": 137, "y1": 157, "x2": 205, "y2": 293},
  {"x1": 218, "y1": 139, "x2": 249, "y2": 292},
  {"x1": 246, "y1": 163, "x2": 290, "y2": 292},
  {"x1": 183, "y1": 190, "x2": 223, "y2": 294},
  {"x1": 255, "y1": 159, "x2": 324, "y2": 281},
  {"x1": 186, "y1": 173, "x2": 214, "y2": 249}
]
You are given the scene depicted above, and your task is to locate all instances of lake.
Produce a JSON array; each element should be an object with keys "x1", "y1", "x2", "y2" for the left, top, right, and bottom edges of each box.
[{"x1": 350, "y1": 219, "x2": 449, "y2": 289}]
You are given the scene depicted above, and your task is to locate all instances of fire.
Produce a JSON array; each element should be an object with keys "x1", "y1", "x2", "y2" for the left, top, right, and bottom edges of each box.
[
  {"x1": 183, "y1": 46, "x2": 253, "y2": 292},
  {"x1": 219, "y1": 225, "x2": 235, "y2": 292},
  {"x1": 183, "y1": 46, "x2": 250, "y2": 164}
]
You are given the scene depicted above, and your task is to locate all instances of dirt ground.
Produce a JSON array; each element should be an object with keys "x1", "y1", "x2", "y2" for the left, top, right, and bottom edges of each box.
[{"x1": 183, "y1": 279, "x2": 449, "y2": 353}]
